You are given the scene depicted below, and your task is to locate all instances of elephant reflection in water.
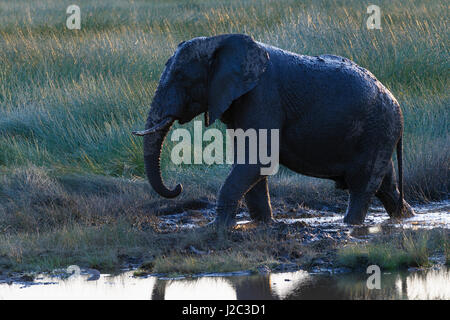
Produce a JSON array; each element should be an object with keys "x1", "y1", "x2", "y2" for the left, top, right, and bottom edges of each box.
[
  {"x1": 150, "y1": 269, "x2": 449, "y2": 300},
  {"x1": 151, "y1": 271, "x2": 314, "y2": 300},
  {"x1": 151, "y1": 275, "x2": 275, "y2": 300}
]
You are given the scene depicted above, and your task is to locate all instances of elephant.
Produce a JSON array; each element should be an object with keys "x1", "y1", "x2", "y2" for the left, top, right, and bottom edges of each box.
[{"x1": 132, "y1": 34, "x2": 414, "y2": 227}]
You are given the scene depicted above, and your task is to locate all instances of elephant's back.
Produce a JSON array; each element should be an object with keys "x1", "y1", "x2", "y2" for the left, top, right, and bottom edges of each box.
[
  {"x1": 261, "y1": 43, "x2": 403, "y2": 135},
  {"x1": 272, "y1": 49, "x2": 399, "y2": 117}
]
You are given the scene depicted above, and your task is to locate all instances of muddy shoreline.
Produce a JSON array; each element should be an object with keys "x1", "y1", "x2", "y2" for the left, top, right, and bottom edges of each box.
[{"x1": 1, "y1": 201, "x2": 448, "y2": 286}]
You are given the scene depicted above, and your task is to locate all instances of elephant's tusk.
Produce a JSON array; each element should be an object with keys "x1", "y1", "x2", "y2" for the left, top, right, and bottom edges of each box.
[{"x1": 132, "y1": 117, "x2": 173, "y2": 136}]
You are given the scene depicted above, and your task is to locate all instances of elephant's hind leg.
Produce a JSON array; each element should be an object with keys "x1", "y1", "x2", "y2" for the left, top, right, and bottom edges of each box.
[
  {"x1": 343, "y1": 153, "x2": 389, "y2": 224},
  {"x1": 244, "y1": 177, "x2": 274, "y2": 223},
  {"x1": 375, "y1": 161, "x2": 414, "y2": 219}
]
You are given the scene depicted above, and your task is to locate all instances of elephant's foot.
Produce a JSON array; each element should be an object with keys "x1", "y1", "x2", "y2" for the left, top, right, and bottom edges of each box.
[
  {"x1": 390, "y1": 200, "x2": 415, "y2": 220},
  {"x1": 247, "y1": 211, "x2": 274, "y2": 225},
  {"x1": 374, "y1": 160, "x2": 414, "y2": 221},
  {"x1": 248, "y1": 204, "x2": 274, "y2": 225},
  {"x1": 212, "y1": 212, "x2": 276, "y2": 231},
  {"x1": 257, "y1": 216, "x2": 276, "y2": 224},
  {"x1": 343, "y1": 213, "x2": 365, "y2": 225},
  {"x1": 343, "y1": 192, "x2": 372, "y2": 225},
  {"x1": 213, "y1": 203, "x2": 238, "y2": 230},
  {"x1": 376, "y1": 189, "x2": 415, "y2": 220},
  {"x1": 213, "y1": 215, "x2": 236, "y2": 229}
]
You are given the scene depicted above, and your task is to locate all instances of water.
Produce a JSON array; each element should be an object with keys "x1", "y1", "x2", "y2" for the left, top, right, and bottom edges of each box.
[
  {"x1": 157, "y1": 200, "x2": 450, "y2": 234},
  {"x1": 1, "y1": 268, "x2": 448, "y2": 300}
]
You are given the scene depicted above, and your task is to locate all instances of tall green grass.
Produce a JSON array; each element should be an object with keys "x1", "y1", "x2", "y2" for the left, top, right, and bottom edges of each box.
[{"x1": 0, "y1": 0, "x2": 448, "y2": 213}]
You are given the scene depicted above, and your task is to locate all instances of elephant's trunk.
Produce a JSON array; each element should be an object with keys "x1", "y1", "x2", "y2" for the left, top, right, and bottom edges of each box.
[{"x1": 141, "y1": 117, "x2": 182, "y2": 198}]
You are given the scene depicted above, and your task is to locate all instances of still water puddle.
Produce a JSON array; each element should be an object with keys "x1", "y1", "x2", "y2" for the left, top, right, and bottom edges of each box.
[
  {"x1": 1, "y1": 268, "x2": 448, "y2": 300},
  {"x1": 157, "y1": 201, "x2": 450, "y2": 235}
]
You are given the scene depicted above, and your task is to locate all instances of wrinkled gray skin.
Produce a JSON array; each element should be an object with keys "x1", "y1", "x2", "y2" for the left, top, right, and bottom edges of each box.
[{"x1": 136, "y1": 34, "x2": 414, "y2": 227}]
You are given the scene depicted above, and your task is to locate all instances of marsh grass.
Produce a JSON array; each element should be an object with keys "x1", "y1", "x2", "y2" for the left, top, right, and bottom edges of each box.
[
  {"x1": 0, "y1": 216, "x2": 321, "y2": 274},
  {"x1": 337, "y1": 229, "x2": 449, "y2": 270},
  {"x1": 0, "y1": 0, "x2": 448, "y2": 272},
  {"x1": 151, "y1": 251, "x2": 271, "y2": 276},
  {"x1": 0, "y1": 0, "x2": 448, "y2": 200}
]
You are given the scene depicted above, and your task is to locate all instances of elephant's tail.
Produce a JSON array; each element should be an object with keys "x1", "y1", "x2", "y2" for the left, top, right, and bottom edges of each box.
[{"x1": 396, "y1": 135, "x2": 404, "y2": 206}]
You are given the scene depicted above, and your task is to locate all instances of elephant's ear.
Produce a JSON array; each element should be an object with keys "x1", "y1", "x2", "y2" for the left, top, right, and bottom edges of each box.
[{"x1": 207, "y1": 35, "x2": 269, "y2": 125}]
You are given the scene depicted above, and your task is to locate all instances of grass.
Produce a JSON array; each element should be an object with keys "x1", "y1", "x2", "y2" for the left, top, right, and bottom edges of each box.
[
  {"x1": 0, "y1": 0, "x2": 448, "y2": 273},
  {"x1": 0, "y1": 0, "x2": 448, "y2": 199},
  {"x1": 0, "y1": 216, "x2": 324, "y2": 274},
  {"x1": 337, "y1": 229, "x2": 449, "y2": 270},
  {"x1": 445, "y1": 238, "x2": 450, "y2": 266}
]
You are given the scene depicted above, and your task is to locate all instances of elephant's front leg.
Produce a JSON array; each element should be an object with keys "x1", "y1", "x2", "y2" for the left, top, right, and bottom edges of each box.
[
  {"x1": 215, "y1": 164, "x2": 265, "y2": 227},
  {"x1": 244, "y1": 177, "x2": 274, "y2": 223}
]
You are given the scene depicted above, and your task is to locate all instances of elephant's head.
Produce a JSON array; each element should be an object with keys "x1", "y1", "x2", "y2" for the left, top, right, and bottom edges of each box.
[{"x1": 132, "y1": 34, "x2": 269, "y2": 198}]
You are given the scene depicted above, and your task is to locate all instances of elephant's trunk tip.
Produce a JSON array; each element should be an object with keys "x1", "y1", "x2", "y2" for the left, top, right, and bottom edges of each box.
[{"x1": 165, "y1": 183, "x2": 183, "y2": 199}]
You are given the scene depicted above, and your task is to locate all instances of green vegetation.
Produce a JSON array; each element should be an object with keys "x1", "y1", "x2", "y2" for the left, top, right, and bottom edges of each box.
[
  {"x1": 337, "y1": 229, "x2": 449, "y2": 270},
  {"x1": 1, "y1": 217, "x2": 323, "y2": 274},
  {"x1": 0, "y1": 0, "x2": 448, "y2": 273}
]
